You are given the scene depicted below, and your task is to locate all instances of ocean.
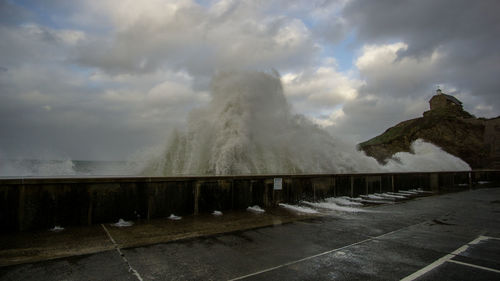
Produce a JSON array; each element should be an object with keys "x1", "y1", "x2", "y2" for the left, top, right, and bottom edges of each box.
[{"x1": 0, "y1": 159, "x2": 140, "y2": 178}]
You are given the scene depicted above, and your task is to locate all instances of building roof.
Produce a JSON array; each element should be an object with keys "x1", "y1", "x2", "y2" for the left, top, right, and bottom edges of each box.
[{"x1": 442, "y1": 94, "x2": 462, "y2": 105}]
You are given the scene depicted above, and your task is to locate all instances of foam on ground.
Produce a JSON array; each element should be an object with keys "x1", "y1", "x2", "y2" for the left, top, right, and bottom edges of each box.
[
  {"x1": 247, "y1": 205, "x2": 265, "y2": 213},
  {"x1": 279, "y1": 203, "x2": 318, "y2": 214},
  {"x1": 326, "y1": 197, "x2": 364, "y2": 206},
  {"x1": 301, "y1": 201, "x2": 368, "y2": 213},
  {"x1": 112, "y1": 219, "x2": 133, "y2": 227}
]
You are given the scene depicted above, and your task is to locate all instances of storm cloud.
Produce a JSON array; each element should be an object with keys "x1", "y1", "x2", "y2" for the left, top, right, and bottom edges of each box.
[{"x1": 0, "y1": 0, "x2": 499, "y2": 161}]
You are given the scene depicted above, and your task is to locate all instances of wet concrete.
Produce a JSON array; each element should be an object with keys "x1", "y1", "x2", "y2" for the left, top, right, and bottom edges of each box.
[
  {"x1": 1, "y1": 188, "x2": 500, "y2": 280},
  {"x1": 0, "y1": 208, "x2": 317, "y2": 267},
  {"x1": 0, "y1": 225, "x2": 112, "y2": 266}
]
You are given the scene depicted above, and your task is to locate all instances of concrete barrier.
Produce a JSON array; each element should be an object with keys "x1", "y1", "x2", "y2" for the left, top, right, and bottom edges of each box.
[{"x1": 1, "y1": 170, "x2": 499, "y2": 232}]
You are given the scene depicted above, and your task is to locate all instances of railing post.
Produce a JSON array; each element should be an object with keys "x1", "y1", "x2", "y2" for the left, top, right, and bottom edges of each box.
[
  {"x1": 365, "y1": 177, "x2": 368, "y2": 195},
  {"x1": 194, "y1": 181, "x2": 200, "y2": 215},
  {"x1": 18, "y1": 184, "x2": 25, "y2": 231},
  {"x1": 333, "y1": 176, "x2": 336, "y2": 197},
  {"x1": 350, "y1": 176, "x2": 354, "y2": 197}
]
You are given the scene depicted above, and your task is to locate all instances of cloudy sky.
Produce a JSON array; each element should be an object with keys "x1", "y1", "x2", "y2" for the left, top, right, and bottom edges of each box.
[{"x1": 1, "y1": 0, "x2": 499, "y2": 161}]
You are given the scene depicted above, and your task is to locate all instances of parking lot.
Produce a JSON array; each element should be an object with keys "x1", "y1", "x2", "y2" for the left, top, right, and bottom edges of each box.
[{"x1": 1, "y1": 187, "x2": 500, "y2": 280}]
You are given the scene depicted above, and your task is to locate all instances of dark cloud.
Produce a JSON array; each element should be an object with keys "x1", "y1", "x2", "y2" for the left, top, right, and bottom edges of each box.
[
  {"x1": 344, "y1": 0, "x2": 500, "y2": 56},
  {"x1": 344, "y1": 0, "x2": 500, "y2": 115},
  {"x1": 1, "y1": 0, "x2": 499, "y2": 162}
]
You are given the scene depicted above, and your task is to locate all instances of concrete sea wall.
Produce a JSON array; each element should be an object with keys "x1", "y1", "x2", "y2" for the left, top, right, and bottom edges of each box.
[{"x1": 1, "y1": 170, "x2": 499, "y2": 232}]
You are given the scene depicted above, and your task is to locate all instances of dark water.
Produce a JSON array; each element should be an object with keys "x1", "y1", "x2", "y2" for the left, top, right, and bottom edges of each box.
[{"x1": 0, "y1": 159, "x2": 139, "y2": 177}]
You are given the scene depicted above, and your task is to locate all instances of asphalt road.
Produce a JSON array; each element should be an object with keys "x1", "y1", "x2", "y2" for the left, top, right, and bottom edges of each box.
[{"x1": 1, "y1": 188, "x2": 500, "y2": 280}]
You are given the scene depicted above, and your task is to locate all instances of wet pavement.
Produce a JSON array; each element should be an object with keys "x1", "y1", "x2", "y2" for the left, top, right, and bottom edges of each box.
[
  {"x1": 0, "y1": 208, "x2": 316, "y2": 267},
  {"x1": 1, "y1": 188, "x2": 500, "y2": 280}
]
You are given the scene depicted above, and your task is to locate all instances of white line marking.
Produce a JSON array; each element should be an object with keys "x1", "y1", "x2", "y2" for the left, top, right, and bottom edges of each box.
[
  {"x1": 447, "y1": 260, "x2": 500, "y2": 273},
  {"x1": 468, "y1": 235, "x2": 490, "y2": 245},
  {"x1": 228, "y1": 222, "x2": 425, "y2": 281},
  {"x1": 101, "y1": 223, "x2": 117, "y2": 244},
  {"x1": 101, "y1": 224, "x2": 144, "y2": 281},
  {"x1": 228, "y1": 237, "x2": 372, "y2": 281},
  {"x1": 450, "y1": 244, "x2": 470, "y2": 256},
  {"x1": 401, "y1": 235, "x2": 500, "y2": 281},
  {"x1": 400, "y1": 254, "x2": 454, "y2": 281},
  {"x1": 482, "y1": 236, "x2": 500, "y2": 241}
]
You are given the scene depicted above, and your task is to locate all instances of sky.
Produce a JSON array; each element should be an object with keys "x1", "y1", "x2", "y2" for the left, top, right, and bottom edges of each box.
[{"x1": 0, "y1": 0, "x2": 499, "y2": 161}]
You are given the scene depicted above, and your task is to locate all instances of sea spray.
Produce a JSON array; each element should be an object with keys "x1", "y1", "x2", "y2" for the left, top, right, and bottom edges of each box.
[
  {"x1": 143, "y1": 71, "x2": 381, "y2": 175},
  {"x1": 0, "y1": 158, "x2": 77, "y2": 177},
  {"x1": 143, "y1": 70, "x2": 470, "y2": 176},
  {"x1": 383, "y1": 139, "x2": 470, "y2": 172}
]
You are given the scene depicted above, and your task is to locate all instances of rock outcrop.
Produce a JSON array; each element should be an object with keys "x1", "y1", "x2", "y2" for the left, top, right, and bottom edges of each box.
[{"x1": 358, "y1": 90, "x2": 500, "y2": 169}]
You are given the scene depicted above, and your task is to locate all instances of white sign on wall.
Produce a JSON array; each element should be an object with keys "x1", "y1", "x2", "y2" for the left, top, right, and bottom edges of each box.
[{"x1": 273, "y1": 178, "x2": 283, "y2": 190}]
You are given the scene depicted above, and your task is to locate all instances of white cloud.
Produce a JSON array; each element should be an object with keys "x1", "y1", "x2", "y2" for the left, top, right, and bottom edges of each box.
[
  {"x1": 355, "y1": 42, "x2": 442, "y2": 97},
  {"x1": 282, "y1": 63, "x2": 362, "y2": 120},
  {"x1": 323, "y1": 42, "x2": 440, "y2": 142},
  {"x1": 355, "y1": 42, "x2": 408, "y2": 70},
  {"x1": 311, "y1": 107, "x2": 345, "y2": 127},
  {"x1": 75, "y1": 0, "x2": 319, "y2": 76}
]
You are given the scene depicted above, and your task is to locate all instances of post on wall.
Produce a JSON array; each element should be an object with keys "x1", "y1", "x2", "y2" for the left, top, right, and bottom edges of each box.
[
  {"x1": 379, "y1": 177, "x2": 382, "y2": 193},
  {"x1": 193, "y1": 180, "x2": 201, "y2": 215},
  {"x1": 147, "y1": 187, "x2": 155, "y2": 221},
  {"x1": 365, "y1": 177, "x2": 368, "y2": 195},
  {"x1": 17, "y1": 183, "x2": 26, "y2": 231},
  {"x1": 430, "y1": 173, "x2": 439, "y2": 191},
  {"x1": 332, "y1": 176, "x2": 336, "y2": 197},
  {"x1": 350, "y1": 176, "x2": 354, "y2": 198},
  {"x1": 87, "y1": 191, "x2": 93, "y2": 226}
]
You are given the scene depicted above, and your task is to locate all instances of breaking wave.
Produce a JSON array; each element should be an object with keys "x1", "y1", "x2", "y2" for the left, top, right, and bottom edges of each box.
[
  {"x1": 143, "y1": 71, "x2": 470, "y2": 176},
  {"x1": 0, "y1": 159, "x2": 76, "y2": 177}
]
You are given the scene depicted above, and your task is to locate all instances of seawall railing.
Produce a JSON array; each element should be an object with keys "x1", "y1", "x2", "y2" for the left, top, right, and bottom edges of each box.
[{"x1": 1, "y1": 170, "x2": 499, "y2": 231}]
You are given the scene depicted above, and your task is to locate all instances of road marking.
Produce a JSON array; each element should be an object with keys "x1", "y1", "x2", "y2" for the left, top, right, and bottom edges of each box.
[
  {"x1": 101, "y1": 224, "x2": 144, "y2": 281},
  {"x1": 400, "y1": 254, "x2": 454, "y2": 281},
  {"x1": 401, "y1": 235, "x2": 500, "y2": 281},
  {"x1": 228, "y1": 221, "x2": 425, "y2": 281},
  {"x1": 468, "y1": 235, "x2": 491, "y2": 245},
  {"x1": 101, "y1": 223, "x2": 117, "y2": 244},
  {"x1": 447, "y1": 259, "x2": 500, "y2": 273}
]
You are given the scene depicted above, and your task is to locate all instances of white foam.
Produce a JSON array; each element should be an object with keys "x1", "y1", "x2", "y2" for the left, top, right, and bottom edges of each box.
[
  {"x1": 112, "y1": 218, "x2": 133, "y2": 227},
  {"x1": 278, "y1": 203, "x2": 318, "y2": 214},
  {"x1": 302, "y1": 201, "x2": 368, "y2": 213},
  {"x1": 383, "y1": 139, "x2": 470, "y2": 172},
  {"x1": 212, "y1": 210, "x2": 223, "y2": 216},
  {"x1": 50, "y1": 225, "x2": 65, "y2": 232},
  {"x1": 365, "y1": 194, "x2": 384, "y2": 200},
  {"x1": 247, "y1": 205, "x2": 265, "y2": 213},
  {"x1": 378, "y1": 193, "x2": 406, "y2": 199},
  {"x1": 168, "y1": 214, "x2": 182, "y2": 220},
  {"x1": 0, "y1": 158, "x2": 77, "y2": 177},
  {"x1": 399, "y1": 190, "x2": 418, "y2": 195},
  {"x1": 326, "y1": 197, "x2": 363, "y2": 206}
]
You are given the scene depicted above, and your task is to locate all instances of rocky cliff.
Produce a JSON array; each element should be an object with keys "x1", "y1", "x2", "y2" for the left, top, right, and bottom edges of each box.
[{"x1": 358, "y1": 93, "x2": 500, "y2": 169}]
